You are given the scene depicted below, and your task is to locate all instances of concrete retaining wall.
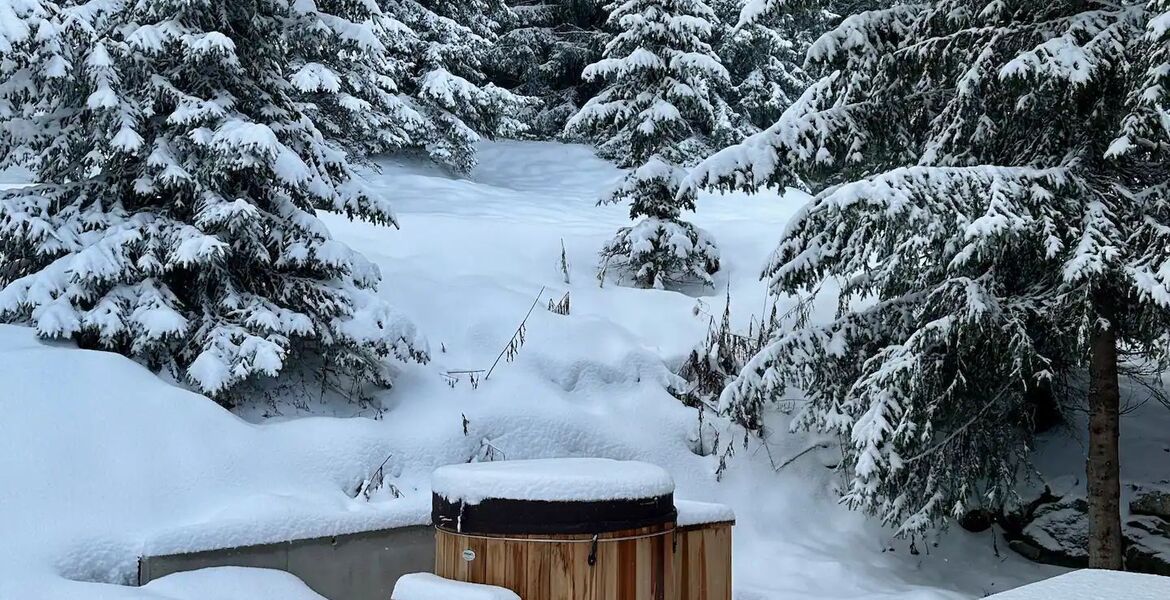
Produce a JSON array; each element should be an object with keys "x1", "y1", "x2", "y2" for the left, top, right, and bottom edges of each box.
[{"x1": 138, "y1": 525, "x2": 435, "y2": 600}]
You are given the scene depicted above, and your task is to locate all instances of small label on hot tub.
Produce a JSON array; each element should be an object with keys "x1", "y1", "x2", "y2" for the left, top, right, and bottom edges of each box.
[{"x1": 462, "y1": 549, "x2": 476, "y2": 562}]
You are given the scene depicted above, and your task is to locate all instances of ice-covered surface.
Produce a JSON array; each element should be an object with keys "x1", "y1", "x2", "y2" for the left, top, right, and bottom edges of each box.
[
  {"x1": 2, "y1": 140, "x2": 1135, "y2": 599},
  {"x1": 431, "y1": 458, "x2": 674, "y2": 504},
  {"x1": 986, "y1": 570, "x2": 1170, "y2": 599},
  {"x1": 676, "y1": 499, "x2": 736, "y2": 527},
  {"x1": 392, "y1": 573, "x2": 521, "y2": 600},
  {"x1": 139, "y1": 567, "x2": 328, "y2": 600}
]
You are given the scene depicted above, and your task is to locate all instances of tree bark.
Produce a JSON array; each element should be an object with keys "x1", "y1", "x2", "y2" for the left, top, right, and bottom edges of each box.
[{"x1": 1087, "y1": 297, "x2": 1123, "y2": 570}]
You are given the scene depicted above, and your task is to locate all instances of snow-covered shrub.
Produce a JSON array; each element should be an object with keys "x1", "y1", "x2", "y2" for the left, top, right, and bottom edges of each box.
[
  {"x1": 567, "y1": 0, "x2": 731, "y2": 289},
  {"x1": 0, "y1": 0, "x2": 427, "y2": 398},
  {"x1": 678, "y1": 290, "x2": 780, "y2": 420},
  {"x1": 686, "y1": 0, "x2": 1170, "y2": 556}
]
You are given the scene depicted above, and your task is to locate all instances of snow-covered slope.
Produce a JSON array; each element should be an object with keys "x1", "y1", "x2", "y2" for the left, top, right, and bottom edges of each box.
[{"x1": 0, "y1": 141, "x2": 1069, "y2": 599}]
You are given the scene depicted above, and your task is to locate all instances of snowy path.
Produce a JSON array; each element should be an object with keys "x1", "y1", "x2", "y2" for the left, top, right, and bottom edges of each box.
[{"x1": 0, "y1": 141, "x2": 1059, "y2": 599}]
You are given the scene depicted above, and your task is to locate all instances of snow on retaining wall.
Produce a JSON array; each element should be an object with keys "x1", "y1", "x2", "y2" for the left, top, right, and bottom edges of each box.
[
  {"x1": 143, "y1": 495, "x2": 431, "y2": 557},
  {"x1": 139, "y1": 525, "x2": 434, "y2": 600}
]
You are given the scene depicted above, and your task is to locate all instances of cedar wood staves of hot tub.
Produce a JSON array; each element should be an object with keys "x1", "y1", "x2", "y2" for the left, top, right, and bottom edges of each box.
[
  {"x1": 674, "y1": 520, "x2": 733, "y2": 600},
  {"x1": 433, "y1": 519, "x2": 733, "y2": 600},
  {"x1": 436, "y1": 522, "x2": 674, "y2": 600}
]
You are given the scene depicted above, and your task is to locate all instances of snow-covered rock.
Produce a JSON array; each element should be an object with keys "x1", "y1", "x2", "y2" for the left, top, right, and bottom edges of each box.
[
  {"x1": 1010, "y1": 495, "x2": 1089, "y2": 568},
  {"x1": 1126, "y1": 516, "x2": 1170, "y2": 576},
  {"x1": 1006, "y1": 486, "x2": 1170, "y2": 576},
  {"x1": 1131, "y1": 482, "x2": 1170, "y2": 520}
]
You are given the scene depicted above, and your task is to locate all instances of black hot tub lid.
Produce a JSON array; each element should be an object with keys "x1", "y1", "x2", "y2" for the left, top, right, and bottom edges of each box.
[{"x1": 430, "y1": 458, "x2": 677, "y2": 535}]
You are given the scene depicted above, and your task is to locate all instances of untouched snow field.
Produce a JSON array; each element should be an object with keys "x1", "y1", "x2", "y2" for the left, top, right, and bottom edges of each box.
[{"x1": 1, "y1": 141, "x2": 1075, "y2": 599}]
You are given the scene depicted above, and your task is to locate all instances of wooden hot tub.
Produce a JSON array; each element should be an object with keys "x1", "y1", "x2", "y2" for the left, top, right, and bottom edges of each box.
[{"x1": 432, "y1": 458, "x2": 677, "y2": 599}]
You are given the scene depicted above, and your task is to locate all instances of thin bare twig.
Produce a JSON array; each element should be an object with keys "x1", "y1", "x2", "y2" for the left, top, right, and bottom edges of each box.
[
  {"x1": 486, "y1": 286, "x2": 545, "y2": 379},
  {"x1": 904, "y1": 386, "x2": 1008, "y2": 464},
  {"x1": 774, "y1": 442, "x2": 834, "y2": 472}
]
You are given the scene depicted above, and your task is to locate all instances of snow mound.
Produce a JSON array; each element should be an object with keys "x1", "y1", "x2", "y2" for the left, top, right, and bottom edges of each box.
[
  {"x1": 392, "y1": 573, "x2": 521, "y2": 600},
  {"x1": 141, "y1": 567, "x2": 327, "y2": 600},
  {"x1": 676, "y1": 499, "x2": 736, "y2": 527},
  {"x1": 431, "y1": 458, "x2": 674, "y2": 504},
  {"x1": 986, "y1": 569, "x2": 1170, "y2": 599},
  {"x1": 0, "y1": 324, "x2": 430, "y2": 597}
]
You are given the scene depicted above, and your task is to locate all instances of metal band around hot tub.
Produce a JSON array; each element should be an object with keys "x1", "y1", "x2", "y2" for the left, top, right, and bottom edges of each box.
[
  {"x1": 434, "y1": 524, "x2": 677, "y2": 544},
  {"x1": 436, "y1": 524, "x2": 678, "y2": 567}
]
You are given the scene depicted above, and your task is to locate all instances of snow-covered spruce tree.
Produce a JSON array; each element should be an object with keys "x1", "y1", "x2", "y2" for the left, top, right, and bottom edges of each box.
[
  {"x1": 710, "y1": 0, "x2": 821, "y2": 135},
  {"x1": 566, "y1": 0, "x2": 730, "y2": 289},
  {"x1": 386, "y1": 0, "x2": 528, "y2": 172},
  {"x1": 0, "y1": 0, "x2": 427, "y2": 399},
  {"x1": 490, "y1": 0, "x2": 610, "y2": 136},
  {"x1": 687, "y1": 0, "x2": 1170, "y2": 567},
  {"x1": 287, "y1": 0, "x2": 431, "y2": 158}
]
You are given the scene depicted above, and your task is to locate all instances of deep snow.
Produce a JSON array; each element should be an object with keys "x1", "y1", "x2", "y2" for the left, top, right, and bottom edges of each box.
[
  {"x1": 985, "y1": 569, "x2": 1170, "y2": 599},
  {"x1": 0, "y1": 140, "x2": 1107, "y2": 599}
]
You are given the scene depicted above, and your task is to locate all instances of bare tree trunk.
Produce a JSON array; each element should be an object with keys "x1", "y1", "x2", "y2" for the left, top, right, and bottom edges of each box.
[{"x1": 1087, "y1": 297, "x2": 1123, "y2": 570}]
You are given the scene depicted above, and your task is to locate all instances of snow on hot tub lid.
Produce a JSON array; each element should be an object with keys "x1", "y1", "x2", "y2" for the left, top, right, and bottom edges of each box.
[{"x1": 430, "y1": 458, "x2": 675, "y2": 505}]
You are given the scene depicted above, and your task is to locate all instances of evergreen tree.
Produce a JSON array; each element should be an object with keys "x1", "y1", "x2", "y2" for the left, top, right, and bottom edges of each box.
[
  {"x1": 687, "y1": 0, "x2": 1170, "y2": 566},
  {"x1": 491, "y1": 0, "x2": 610, "y2": 136},
  {"x1": 710, "y1": 0, "x2": 819, "y2": 135},
  {"x1": 387, "y1": 0, "x2": 528, "y2": 172},
  {"x1": 288, "y1": 0, "x2": 431, "y2": 158},
  {"x1": 567, "y1": 0, "x2": 730, "y2": 289},
  {"x1": 0, "y1": 0, "x2": 427, "y2": 398}
]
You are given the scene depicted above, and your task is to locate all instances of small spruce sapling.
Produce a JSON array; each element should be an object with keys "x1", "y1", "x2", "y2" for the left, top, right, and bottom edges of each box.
[{"x1": 566, "y1": 0, "x2": 730, "y2": 289}]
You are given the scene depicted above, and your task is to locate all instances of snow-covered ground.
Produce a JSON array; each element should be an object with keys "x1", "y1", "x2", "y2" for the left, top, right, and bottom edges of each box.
[
  {"x1": 986, "y1": 570, "x2": 1170, "y2": 599},
  {"x1": 0, "y1": 141, "x2": 1080, "y2": 599}
]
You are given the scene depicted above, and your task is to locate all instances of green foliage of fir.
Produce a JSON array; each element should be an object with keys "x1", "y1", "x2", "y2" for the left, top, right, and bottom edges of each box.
[{"x1": 689, "y1": 0, "x2": 1170, "y2": 534}]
